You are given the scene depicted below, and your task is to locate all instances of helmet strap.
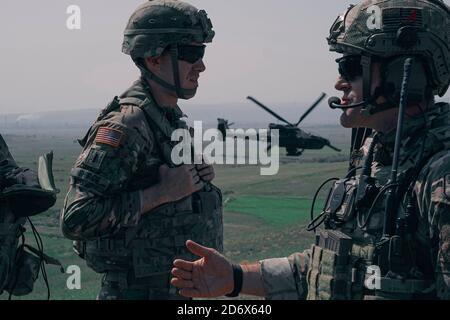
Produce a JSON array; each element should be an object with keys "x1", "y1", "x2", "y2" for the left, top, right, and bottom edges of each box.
[
  {"x1": 169, "y1": 45, "x2": 186, "y2": 99},
  {"x1": 134, "y1": 50, "x2": 196, "y2": 100},
  {"x1": 359, "y1": 55, "x2": 400, "y2": 116}
]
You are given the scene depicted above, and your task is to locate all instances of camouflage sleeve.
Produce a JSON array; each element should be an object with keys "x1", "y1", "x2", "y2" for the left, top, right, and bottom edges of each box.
[
  {"x1": 61, "y1": 105, "x2": 154, "y2": 240},
  {"x1": 259, "y1": 249, "x2": 310, "y2": 300},
  {"x1": 0, "y1": 135, "x2": 18, "y2": 176},
  {"x1": 415, "y1": 150, "x2": 450, "y2": 299}
]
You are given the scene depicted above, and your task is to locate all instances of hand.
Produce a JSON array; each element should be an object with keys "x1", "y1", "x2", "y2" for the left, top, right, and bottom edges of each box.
[
  {"x1": 195, "y1": 163, "x2": 215, "y2": 182},
  {"x1": 159, "y1": 164, "x2": 204, "y2": 202},
  {"x1": 171, "y1": 240, "x2": 234, "y2": 298}
]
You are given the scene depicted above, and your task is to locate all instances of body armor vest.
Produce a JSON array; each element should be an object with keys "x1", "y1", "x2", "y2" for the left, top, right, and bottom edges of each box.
[
  {"x1": 306, "y1": 103, "x2": 450, "y2": 300},
  {"x1": 82, "y1": 79, "x2": 224, "y2": 280}
]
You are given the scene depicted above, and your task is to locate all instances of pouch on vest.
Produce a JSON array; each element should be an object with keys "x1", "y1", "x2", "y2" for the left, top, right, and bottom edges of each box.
[
  {"x1": 323, "y1": 178, "x2": 357, "y2": 225},
  {"x1": 6, "y1": 249, "x2": 40, "y2": 296},
  {"x1": 307, "y1": 229, "x2": 358, "y2": 300},
  {"x1": 85, "y1": 239, "x2": 132, "y2": 273}
]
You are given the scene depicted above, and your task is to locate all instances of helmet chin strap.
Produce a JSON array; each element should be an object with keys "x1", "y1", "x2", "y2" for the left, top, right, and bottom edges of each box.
[
  {"x1": 134, "y1": 46, "x2": 197, "y2": 100},
  {"x1": 359, "y1": 55, "x2": 400, "y2": 117}
]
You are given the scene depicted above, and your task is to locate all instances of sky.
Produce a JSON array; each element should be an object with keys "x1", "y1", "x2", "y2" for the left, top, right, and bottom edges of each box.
[{"x1": 0, "y1": 0, "x2": 449, "y2": 123}]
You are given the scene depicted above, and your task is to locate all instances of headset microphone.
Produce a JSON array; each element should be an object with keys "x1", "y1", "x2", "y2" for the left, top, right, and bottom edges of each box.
[{"x1": 328, "y1": 96, "x2": 370, "y2": 109}]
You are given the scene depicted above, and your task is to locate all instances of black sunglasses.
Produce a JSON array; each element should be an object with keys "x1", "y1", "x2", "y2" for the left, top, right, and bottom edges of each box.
[
  {"x1": 177, "y1": 45, "x2": 206, "y2": 64},
  {"x1": 336, "y1": 55, "x2": 363, "y2": 81}
]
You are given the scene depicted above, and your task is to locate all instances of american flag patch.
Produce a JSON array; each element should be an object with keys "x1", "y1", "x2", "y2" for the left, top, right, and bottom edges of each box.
[{"x1": 95, "y1": 127, "x2": 123, "y2": 148}]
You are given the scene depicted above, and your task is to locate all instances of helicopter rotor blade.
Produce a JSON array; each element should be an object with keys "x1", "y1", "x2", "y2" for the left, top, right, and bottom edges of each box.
[
  {"x1": 326, "y1": 143, "x2": 341, "y2": 152},
  {"x1": 247, "y1": 96, "x2": 293, "y2": 126},
  {"x1": 295, "y1": 92, "x2": 327, "y2": 127}
]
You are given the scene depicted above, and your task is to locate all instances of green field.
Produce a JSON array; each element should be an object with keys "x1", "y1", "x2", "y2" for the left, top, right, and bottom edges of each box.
[{"x1": 1, "y1": 129, "x2": 349, "y2": 300}]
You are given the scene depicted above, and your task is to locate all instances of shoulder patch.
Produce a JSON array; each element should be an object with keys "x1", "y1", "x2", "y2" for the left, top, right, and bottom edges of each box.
[
  {"x1": 445, "y1": 174, "x2": 450, "y2": 199},
  {"x1": 84, "y1": 148, "x2": 107, "y2": 170},
  {"x1": 95, "y1": 127, "x2": 124, "y2": 148}
]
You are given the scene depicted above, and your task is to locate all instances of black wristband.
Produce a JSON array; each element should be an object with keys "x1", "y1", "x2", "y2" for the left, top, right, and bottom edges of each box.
[{"x1": 225, "y1": 264, "x2": 243, "y2": 298}]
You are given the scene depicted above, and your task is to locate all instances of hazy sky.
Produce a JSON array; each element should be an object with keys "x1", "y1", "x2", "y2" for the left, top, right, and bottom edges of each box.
[{"x1": 0, "y1": 0, "x2": 449, "y2": 117}]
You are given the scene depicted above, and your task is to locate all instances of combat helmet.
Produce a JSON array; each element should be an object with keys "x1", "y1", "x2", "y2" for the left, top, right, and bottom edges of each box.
[
  {"x1": 328, "y1": 0, "x2": 450, "y2": 115},
  {"x1": 122, "y1": 0, "x2": 215, "y2": 99}
]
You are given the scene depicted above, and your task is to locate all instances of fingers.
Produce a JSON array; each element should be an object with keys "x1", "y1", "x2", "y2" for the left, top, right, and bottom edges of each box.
[
  {"x1": 178, "y1": 288, "x2": 203, "y2": 298},
  {"x1": 171, "y1": 267, "x2": 192, "y2": 280},
  {"x1": 197, "y1": 166, "x2": 213, "y2": 176},
  {"x1": 200, "y1": 173, "x2": 215, "y2": 182},
  {"x1": 173, "y1": 259, "x2": 194, "y2": 271},
  {"x1": 192, "y1": 174, "x2": 201, "y2": 184},
  {"x1": 196, "y1": 165, "x2": 215, "y2": 182},
  {"x1": 186, "y1": 240, "x2": 213, "y2": 258},
  {"x1": 195, "y1": 163, "x2": 209, "y2": 170},
  {"x1": 170, "y1": 277, "x2": 194, "y2": 289}
]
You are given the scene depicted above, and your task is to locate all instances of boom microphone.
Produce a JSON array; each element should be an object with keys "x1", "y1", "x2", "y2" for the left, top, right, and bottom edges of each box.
[{"x1": 328, "y1": 96, "x2": 368, "y2": 110}]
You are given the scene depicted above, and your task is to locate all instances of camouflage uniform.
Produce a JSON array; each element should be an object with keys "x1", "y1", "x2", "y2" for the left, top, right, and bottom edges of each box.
[
  {"x1": 60, "y1": 1, "x2": 223, "y2": 300},
  {"x1": 260, "y1": 0, "x2": 450, "y2": 300},
  {"x1": 260, "y1": 102, "x2": 450, "y2": 300}
]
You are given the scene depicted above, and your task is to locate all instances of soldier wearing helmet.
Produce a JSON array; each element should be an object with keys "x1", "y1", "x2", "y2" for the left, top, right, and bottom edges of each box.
[
  {"x1": 170, "y1": 0, "x2": 450, "y2": 300},
  {"x1": 60, "y1": 0, "x2": 223, "y2": 300}
]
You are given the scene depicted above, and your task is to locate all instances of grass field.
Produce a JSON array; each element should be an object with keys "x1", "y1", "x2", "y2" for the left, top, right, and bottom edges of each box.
[{"x1": 1, "y1": 128, "x2": 350, "y2": 300}]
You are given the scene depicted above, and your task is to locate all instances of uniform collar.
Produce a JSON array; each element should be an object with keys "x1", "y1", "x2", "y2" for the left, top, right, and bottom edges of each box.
[{"x1": 372, "y1": 102, "x2": 450, "y2": 165}]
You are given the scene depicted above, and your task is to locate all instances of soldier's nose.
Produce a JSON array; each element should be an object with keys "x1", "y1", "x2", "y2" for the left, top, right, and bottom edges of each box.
[{"x1": 335, "y1": 76, "x2": 350, "y2": 92}]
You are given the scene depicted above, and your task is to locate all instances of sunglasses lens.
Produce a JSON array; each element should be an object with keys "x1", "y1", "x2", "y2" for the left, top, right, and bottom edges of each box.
[
  {"x1": 337, "y1": 56, "x2": 362, "y2": 81},
  {"x1": 177, "y1": 45, "x2": 205, "y2": 63}
]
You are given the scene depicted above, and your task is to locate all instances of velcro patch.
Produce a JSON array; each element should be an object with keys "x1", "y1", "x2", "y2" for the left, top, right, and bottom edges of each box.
[
  {"x1": 84, "y1": 148, "x2": 106, "y2": 170},
  {"x1": 95, "y1": 127, "x2": 123, "y2": 148},
  {"x1": 445, "y1": 174, "x2": 450, "y2": 199}
]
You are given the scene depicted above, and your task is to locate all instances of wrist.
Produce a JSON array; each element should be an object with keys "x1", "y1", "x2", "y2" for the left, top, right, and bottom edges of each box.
[{"x1": 225, "y1": 264, "x2": 243, "y2": 298}]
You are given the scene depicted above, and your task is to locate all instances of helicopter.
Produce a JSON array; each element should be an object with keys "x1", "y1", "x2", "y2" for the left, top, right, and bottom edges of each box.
[{"x1": 217, "y1": 93, "x2": 341, "y2": 157}]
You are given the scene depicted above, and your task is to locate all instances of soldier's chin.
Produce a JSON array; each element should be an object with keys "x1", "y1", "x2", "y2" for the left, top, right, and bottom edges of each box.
[
  {"x1": 340, "y1": 113, "x2": 354, "y2": 128},
  {"x1": 179, "y1": 88, "x2": 198, "y2": 100}
]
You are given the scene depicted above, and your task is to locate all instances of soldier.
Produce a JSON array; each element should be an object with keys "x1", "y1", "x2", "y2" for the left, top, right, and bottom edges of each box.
[
  {"x1": 0, "y1": 135, "x2": 59, "y2": 298},
  {"x1": 60, "y1": 0, "x2": 223, "y2": 300},
  {"x1": 170, "y1": 0, "x2": 450, "y2": 300}
]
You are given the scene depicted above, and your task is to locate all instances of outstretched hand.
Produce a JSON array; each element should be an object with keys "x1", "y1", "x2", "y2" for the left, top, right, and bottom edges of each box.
[{"x1": 171, "y1": 240, "x2": 234, "y2": 298}]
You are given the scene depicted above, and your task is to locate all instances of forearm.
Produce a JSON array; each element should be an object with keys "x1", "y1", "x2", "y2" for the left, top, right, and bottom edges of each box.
[
  {"x1": 259, "y1": 252, "x2": 310, "y2": 300},
  {"x1": 61, "y1": 186, "x2": 141, "y2": 240},
  {"x1": 240, "y1": 262, "x2": 266, "y2": 297}
]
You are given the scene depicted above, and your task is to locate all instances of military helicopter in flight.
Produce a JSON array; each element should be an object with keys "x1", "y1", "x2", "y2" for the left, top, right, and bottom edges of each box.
[{"x1": 218, "y1": 93, "x2": 341, "y2": 157}]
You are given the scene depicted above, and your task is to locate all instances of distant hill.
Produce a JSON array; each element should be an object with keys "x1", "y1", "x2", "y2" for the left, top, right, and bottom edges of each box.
[
  {"x1": 0, "y1": 101, "x2": 339, "y2": 131},
  {"x1": 1, "y1": 97, "x2": 448, "y2": 134}
]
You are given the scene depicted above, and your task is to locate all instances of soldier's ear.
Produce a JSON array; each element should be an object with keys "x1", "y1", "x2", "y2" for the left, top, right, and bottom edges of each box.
[{"x1": 145, "y1": 56, "x2": 161, "y2": 71}]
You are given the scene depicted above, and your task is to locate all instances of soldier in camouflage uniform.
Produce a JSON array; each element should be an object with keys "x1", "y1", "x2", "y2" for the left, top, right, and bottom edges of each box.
[
  {"x1": 1, "y1": 135, "x2": 59, "y2": 297},
  {"x1": 60, "y1": 0, "x2": 223, "y2": 300},
  {"x1": 170, "y1": 0, "x2": 450, "y2": 300}
]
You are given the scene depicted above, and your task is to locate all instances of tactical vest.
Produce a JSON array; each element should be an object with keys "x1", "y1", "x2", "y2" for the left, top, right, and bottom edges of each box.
[
  {"x1": 306, "y1": 103, "x2": 450, "y2": 300},
  {"x1": 81, "y1": 79, "x2": 224, "y2": 280}
]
